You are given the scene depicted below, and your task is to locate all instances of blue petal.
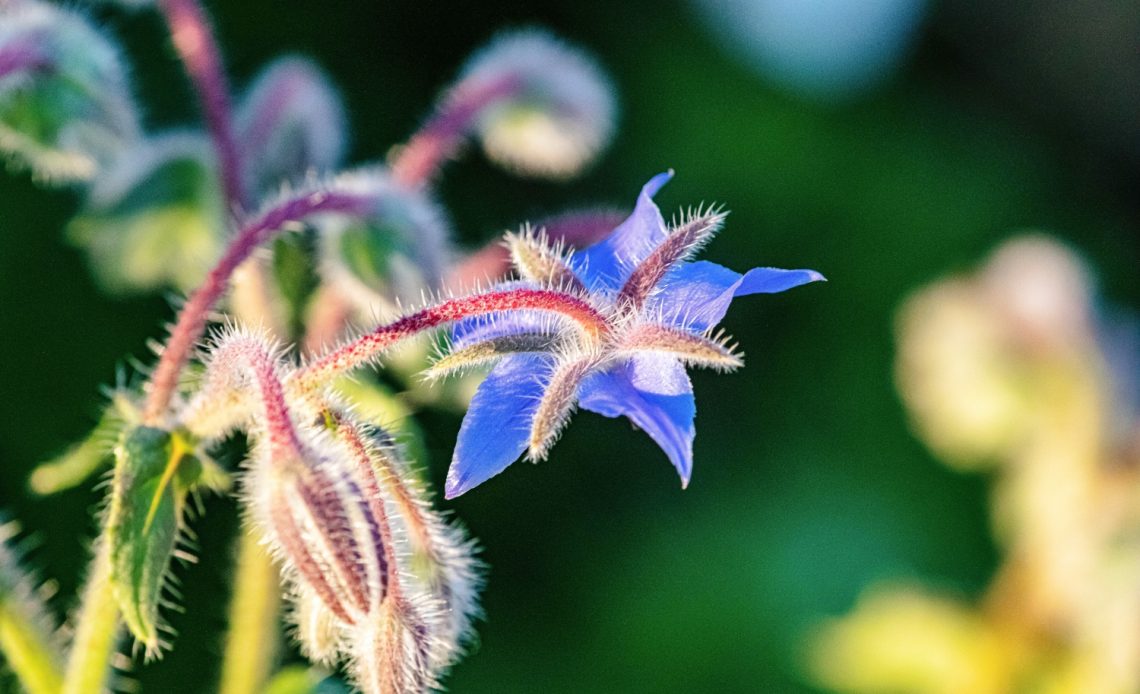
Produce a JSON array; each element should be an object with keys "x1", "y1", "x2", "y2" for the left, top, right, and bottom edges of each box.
[
  {"x1": 652, "y1": 260, "x2": 825, "y2": 331},
  {"x1": 445, "y1": 354, "x2": 551, "y2": 498},
  {"x1": 578, "y1": 354, "x2": 696, "y2": 486},
  {"x1": 573, "y1": 171, "x2": 674, "y2": 290}
]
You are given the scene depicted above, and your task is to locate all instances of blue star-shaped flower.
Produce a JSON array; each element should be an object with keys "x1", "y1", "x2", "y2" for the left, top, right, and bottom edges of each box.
[{"x1": 440, "y1": 171, "x2": 823, "y2": 497}]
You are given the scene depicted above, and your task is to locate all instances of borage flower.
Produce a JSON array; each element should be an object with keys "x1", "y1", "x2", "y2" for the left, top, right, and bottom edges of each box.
[{"x1": 437, "y1": 171, "x2": 824, "y2": 497}]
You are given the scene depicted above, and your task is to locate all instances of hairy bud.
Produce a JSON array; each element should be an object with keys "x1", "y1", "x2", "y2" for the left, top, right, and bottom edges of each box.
[
  {"x1": 459, "y1": 29, "x2": 616, "y2": 179},
  {"x1": 237, "y1": 56, "x2": 348, "y2": 195},
  {"x1": 316, "y1": 168, "x2": 453, "y2": 317},
  {"x1": 250, "y1": 440, "x2": 388, "y2": 626}
]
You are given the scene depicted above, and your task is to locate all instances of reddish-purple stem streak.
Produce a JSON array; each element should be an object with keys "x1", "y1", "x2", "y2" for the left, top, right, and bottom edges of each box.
[
  {"x1": 157, "y1": 0, "x2": 246, "y2": 207},
  {"x1": 292, "y1": 288, "x2": 610, "y2": 391},
  {"x1": 391, "y1": 75, "x2": 520, "y2": 188},
  {"x1": 143, "y1": 191, "x2": 375, "y2": 423}
]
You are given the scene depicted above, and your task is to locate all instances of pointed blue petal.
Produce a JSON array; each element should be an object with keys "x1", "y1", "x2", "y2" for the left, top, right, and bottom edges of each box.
[
  {"x1": 737, "y1": 266, "x2": 827, "y2": 295},
  {"x1": 573, "y1": 171, "x2": 674, "y2": 290},
  {"x1": 652, "y1": 260, "x2": 825, "y2": 331},
  {"x1": 578, "y1": 354, "x2": 696, "y2": 485},
  {"x1": 445, "y1": 354, "x2": 551, "y2": 498}
]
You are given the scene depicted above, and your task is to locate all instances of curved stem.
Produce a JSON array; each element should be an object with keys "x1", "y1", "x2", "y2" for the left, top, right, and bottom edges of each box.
[
  {"x1": 217, "y1": 530, "x2": 280, "y2": 694},
  {"x1": 391, "y1": 75, "x2": 519, "y2": 188},
  {"x1": 62, "y1": 539, "x2": 121, "y2": 694},
  {"x1": 143, "y1": 190, "x2": 375, "y2": 424},
  {"x1": 157, "y1": 0, "x2": 245, "y2": 208},
  {"x1": 290, "y1": 288, "x2": 610, "y2": 392}
]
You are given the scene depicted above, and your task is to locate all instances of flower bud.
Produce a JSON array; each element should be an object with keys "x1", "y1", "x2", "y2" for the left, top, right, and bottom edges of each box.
[
  {"x1": 237, "y1": 56, "x2": 348, "y2": 196},
  {"x1": 459, "y1": 29, "x2": 616, "y2": 179},
  {"x1": 249, "y1": 435, "x2": 388, "y2": 627},
  {"x1": 0, "y1": 1, "x2": 140, "y2": 182},
  {"x1": 350, "y1": 598, "x2": 436, "y2": 694},
  {"x1": 315, "y1": 168, "x2": 452, "y2": 318}
]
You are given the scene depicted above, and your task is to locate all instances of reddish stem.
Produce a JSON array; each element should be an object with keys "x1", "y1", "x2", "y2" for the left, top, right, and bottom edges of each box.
[
  {"x1": 334, "y1": 416, "x2": 406, "y2": 602},
  {"x1": 292, "y1": 288, "x2": 609, "y2": 391},
  {"x1": 391, "y1": 75, "x2": 520, "y2": 188},
  {"x1": 157, "y1": 0, "x2": 245, "y2": 208},
  {"x1": 143, "y1": 191, "x2": 376, "y2": 423},
  {"x1": 223, "y1": 338, "x2": 305, "y2": 460}
]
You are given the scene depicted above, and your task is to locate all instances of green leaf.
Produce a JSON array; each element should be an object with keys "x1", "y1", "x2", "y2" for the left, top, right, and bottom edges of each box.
[
  {"x1": 67, "y1": 134, "x2": 224, "y2": 294},
  {"x1": 106, "y1": 426, "x2": 203, "y2": 652},
  {"x1": 272, "y1": 231, "x2": 321, "y2": 340},
  {"x1": 28, "y1": 402, "x2": 126, "y2": 496}
]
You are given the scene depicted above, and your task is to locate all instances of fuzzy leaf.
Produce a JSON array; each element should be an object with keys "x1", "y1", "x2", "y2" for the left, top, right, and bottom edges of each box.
[
  {"x1": 0, "y1": 2, "x2": 140, "y2": 182},
  {"x1": 67, "y1": 134, "x2": 224, "y2": 294},
  {"x1": 106, "y1": 426, "x2": 202, "y2": 652},
  {"x1": 27, "y1": 393, "x2": 139, "y2": 495}
]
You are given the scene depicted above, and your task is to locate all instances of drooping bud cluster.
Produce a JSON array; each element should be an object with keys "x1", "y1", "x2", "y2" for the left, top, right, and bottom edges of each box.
[{"x1": 181, "y1": 329, "x2": 481, "y2": 692}]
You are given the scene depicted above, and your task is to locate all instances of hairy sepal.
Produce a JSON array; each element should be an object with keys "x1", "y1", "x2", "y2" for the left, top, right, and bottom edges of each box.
[
  {"x1": 106, "y1": 426, "x2": 203, "y2": 657},
  {"x1": 618, "y1": 323, "x2": 743, "y2": 372}
]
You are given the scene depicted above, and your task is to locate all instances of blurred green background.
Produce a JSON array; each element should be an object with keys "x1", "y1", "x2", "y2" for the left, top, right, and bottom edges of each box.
[{"x1": 1, "y1": 0, "x2": 1137, "y2": 691}]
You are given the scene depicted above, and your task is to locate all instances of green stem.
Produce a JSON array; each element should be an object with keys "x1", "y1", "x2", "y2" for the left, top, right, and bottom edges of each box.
[
  {"x1": 61, "y1": 540, "x2": 121, "y2": 694},
  {"x1": 217, "y1": 529, "x2": 281, "y2": 694},
  {"x1": 0, "y1": 598, "x2": 64, "y2": 694}
]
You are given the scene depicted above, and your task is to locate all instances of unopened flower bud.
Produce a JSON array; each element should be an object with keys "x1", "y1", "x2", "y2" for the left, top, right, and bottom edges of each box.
[
  {"x1": 237, "y1": 56, "x2": 347, "y2": 195},
  {"x1": 67, "y1": 133, "x2": 224, "y2": 293},
  {"x1": 459, "y1": 29, "x2": 616, "y2": 179},
  {"x1": 251, "y1": 442, "x2": 388, "y2": 626},
  {"x1": 315, "y1": 168, "x2": 452, "y2": 317}
]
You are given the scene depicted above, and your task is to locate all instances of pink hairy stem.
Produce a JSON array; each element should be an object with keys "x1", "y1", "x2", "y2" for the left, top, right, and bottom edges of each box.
[
  {"x1": 157, "y1": 0, "x2": 246, "y2": 208},
  {"x1": 391, "y1": 75, "x2": 520, "y2": 188},
  {"x1": 143, "y1": 191, "x2": 376, "y2": 423},
  {"x1": 291, "y1": 288, "x2": 610, "y2": 392}
]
